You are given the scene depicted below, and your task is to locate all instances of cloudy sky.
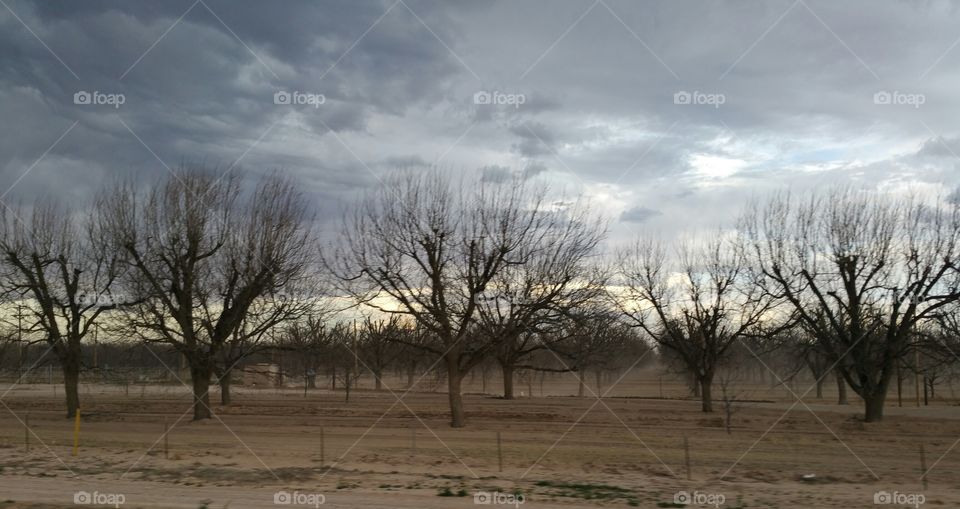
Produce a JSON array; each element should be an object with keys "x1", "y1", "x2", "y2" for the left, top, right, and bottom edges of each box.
[{"x1": 2, "y1": 0, "x2": 959, "y2": 245}]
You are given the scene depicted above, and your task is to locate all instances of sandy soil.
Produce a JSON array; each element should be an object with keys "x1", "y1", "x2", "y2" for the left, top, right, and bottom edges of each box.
[{"x1": 0, "y1": 371, "x2": 957, "y2": 508}]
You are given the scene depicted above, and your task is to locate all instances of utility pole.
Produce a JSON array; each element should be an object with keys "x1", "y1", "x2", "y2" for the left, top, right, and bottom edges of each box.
[
  {"x1": 353, "y1": 319, "x2": 359, "y2": 375},
  {"x1": 16, "y1": 303, "x2": 23, "y2": 382}
]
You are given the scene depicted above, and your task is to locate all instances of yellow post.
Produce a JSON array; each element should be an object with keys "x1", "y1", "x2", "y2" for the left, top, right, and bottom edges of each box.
[{"x1": 72, "y1": 408, "x2": 81, "y2": 456}]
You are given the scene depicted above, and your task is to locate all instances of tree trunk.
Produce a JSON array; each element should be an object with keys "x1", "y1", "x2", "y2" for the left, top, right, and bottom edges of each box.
[
  {"x1": 690, "y1": 374, "x2": 701, "y2": 397},
  {"x1": 577, "y1": 373, "x2": 586, "y2": 398},
  {"x1": 62, "y1": 357, "x2": 81, "y2": 419},
  {"x1": 446, "y1": 358, "x2": 466, "y2": 428},
  {"x1": 594, "y1": 369, "x2": 603, "y2": 395},
  {"x1": 407, "y1": 362, "x2": 416, "y2": 388},
  {"x1": 836, "y1": 370, "x2": 848, "y2": 405},
  {"x1": 220, "y1": 368, "x2": 232, "y2": 406},
  {"x1": 700, "y1": 375, "x2": 713, "y2": 413},
  {"x1": 896, "y1": 363, "x2": 903, "y2": 407},
  {"x1": 374, "y1": 369, "x2": 383, "y2": 391},
  {"x1": 863, "y1": 392, "x2": 886, "y2": 422},
  {"x1": 190, "y1": 365, "x2": 212, "y2": 420},
  {"x1": 815, "y1": 377, "x2": 824, "y2": 399},
  {"x1": 501, "y1": 363, "x2": 515, "y2": 400}
]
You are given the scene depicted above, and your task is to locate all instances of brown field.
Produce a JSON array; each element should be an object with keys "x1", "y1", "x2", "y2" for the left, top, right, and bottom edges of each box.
[{"x1": 0, "y1": 368, "x2": 958, "y2": 508}]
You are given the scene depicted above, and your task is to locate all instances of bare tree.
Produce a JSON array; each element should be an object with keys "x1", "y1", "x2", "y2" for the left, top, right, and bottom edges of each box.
[
  {"x1": 551, "y1": 307, "x2": 644, "y2": 397},
  {"x1": 357, "y1": 316, "x2": 409, "y2": 391},
  {"x1": 0, "y1": 199, "x2": 127, "y2": 417},
  {"x1": 327, "y1": 171, "x2": 571, "y2": 427},
  {"x1": 617, "y1": 236, "x2": 774, "y2": 412},
  {"x1": 281, "y1": 313, "x2": 331, "y2": 393},
  {"x1": 474, "y1": 200, "x2": 606, "y2": 399},
  {"x1": 215, "y1": 295, "x2": 316, "y2": 405},
  {"x1": 106, "y1": 168, "x2": 314, "y2": 420},
  {"x1": 741, "y1": 189, "x2": 960, "y2": 421}
]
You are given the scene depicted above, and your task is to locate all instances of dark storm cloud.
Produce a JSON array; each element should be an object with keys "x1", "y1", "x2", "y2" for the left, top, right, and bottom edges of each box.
[
  {"x1": 3, "y1": 0, "x2": 960, "y2": 241},
  {"x1": 0, "y1": 0, "x2": 468, "y2": 206}
]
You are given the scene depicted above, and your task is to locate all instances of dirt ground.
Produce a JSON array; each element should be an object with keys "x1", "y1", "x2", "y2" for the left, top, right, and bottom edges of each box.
[{"x1": 0, "y1": 369, "x2": 957, "y2": 508}]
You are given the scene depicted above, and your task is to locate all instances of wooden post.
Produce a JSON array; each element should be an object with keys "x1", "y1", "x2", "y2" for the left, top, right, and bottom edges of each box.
[
  {"x1": 497, "y1": 431, "x2": 503, "y2": 473},
  {"x1": 920, "y1": 443, "x2": 928, "y2": 490},
  {"x1": 320, "y1": 427, "x2": 325, "y2": 466},
  {"x1": 72, "y1": 409, "x2": 81, "y2": 457},
  {"x1": 914, "y1": 347, "x2": 921, "y2": 407},
  {"x1": 24, "y1": 414, "x2": 29, "y2": 452},
  {"x1": 683, "y1": 435, "x2": 691, "y2": 480},
  {"x1": 410, "y1": 427, "x2": 416, "y2": 455},
  {"x1": 164, "y1": 419, "x2": 169, "y2": 460}
]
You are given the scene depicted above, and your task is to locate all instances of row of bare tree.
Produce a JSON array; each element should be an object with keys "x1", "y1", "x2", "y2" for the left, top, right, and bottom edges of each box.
[
  {"x1": 1, "y1": 167, "x2": 958, "y2": 426},
  {"x1": 0, "y1": 168, "x2": 315, "y2": 419}
]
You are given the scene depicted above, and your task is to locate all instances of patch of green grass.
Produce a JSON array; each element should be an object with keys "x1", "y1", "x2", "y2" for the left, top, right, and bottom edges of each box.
[{"x1": 534, "y1": 480, "x2": 633, "y2": 501}]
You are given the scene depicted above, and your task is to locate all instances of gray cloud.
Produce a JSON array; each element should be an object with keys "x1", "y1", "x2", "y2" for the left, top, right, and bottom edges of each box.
[
  {"x1": 479, "y1": 164, "x2": 513, "y2": 183},
  {"x1": 2, "y1": 0, "x2": 960, "y2": 243},
  {"x1": 620, "y1": 206, "x2": 663, "y2": 223}
]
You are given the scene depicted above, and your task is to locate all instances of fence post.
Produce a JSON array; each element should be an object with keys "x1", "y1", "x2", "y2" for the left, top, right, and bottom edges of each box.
[
  {"x1": 72, "y1": 409, "x2": 81, "y2": 457},
  {"x1": 320, "y1": 427, "x2": 325, "y2": 466},
  {"x1": 683, "y1": 435, "x2": 691, "y2": 480},
  {"x1": 24, "y1": 413, "x2": 29, "y2": 452},
  {"x1": 920, "y1": 443, "x2": 928, "y2": 490},
  {"x1": 164, "y1": 419, "x2": 169, "y2": 460},
  {"x1": 411, "y1": 427, "x2": 416, "y2": 455}
]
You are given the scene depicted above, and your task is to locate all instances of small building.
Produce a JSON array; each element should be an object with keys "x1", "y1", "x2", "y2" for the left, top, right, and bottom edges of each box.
[{"x1": 242, "y1": 363, "x2": 281, "y2": 387}]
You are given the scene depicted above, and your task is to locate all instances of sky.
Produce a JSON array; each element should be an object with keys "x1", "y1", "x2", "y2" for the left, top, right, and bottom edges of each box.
[{"x1": 2, "y1": 0, "x2": 960, "y2": 247}]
